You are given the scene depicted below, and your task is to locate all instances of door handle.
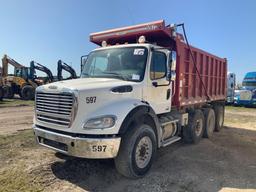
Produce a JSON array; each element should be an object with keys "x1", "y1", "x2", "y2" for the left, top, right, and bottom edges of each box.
[{"x1": 166, "y1": 89, "x2": 171, "y2": 100}]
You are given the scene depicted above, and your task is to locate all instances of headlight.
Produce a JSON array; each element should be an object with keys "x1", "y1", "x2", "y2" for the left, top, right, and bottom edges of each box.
[{"x1": 83, "y1": 115, "x2": 116, "y2": 129}]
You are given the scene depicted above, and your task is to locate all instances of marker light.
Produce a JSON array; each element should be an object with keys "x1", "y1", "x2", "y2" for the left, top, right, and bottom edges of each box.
[
  {"x1": 101, "y1": 41, "x2": 107, "y2": 47},
  {"x1": 138, "y1": 35, "x2": 146, "y2": 43}
]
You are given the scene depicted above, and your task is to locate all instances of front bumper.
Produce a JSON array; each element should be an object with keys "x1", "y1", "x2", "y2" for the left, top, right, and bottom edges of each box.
[
  {"x1": 33, "y1": 126, "x2": 121, "y2": 159},
  {"x1": 234, "y1": 100, "x2": 256, "y2": 106}
]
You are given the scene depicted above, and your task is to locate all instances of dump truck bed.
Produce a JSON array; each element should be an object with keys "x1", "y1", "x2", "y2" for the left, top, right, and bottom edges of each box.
[{"x1": 173, "y1": 39, "x2": 227, "y2": 109}]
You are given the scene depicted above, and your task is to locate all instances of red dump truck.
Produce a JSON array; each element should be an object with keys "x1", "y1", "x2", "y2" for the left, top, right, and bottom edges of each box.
[{"x1": 33, "y1": 20, "x2": 227, "y2": 178}]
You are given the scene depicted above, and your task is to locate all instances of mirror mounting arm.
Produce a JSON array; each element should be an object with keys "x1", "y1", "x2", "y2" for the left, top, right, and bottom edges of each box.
[{"x1": 152, "y1": 80, "x2": 171, "y2": 87}]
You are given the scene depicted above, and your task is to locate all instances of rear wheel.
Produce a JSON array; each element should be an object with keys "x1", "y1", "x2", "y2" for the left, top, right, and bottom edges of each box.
[
  {"x1": 115, "y1": 123, "x2": 157, "y2": 178},
  {"x1": 18, "y1": 91, "x2": 22, "y2": 99},
  {"x1": 214, "y1": 104, "x2": 225, "y2": 132},
  {"x1": 21, "y1": 85, "x2": 35, "y2": 100},
  {"x1": 202, "y1": 108, "x2": 215, "y2": 138},
  {"x1": 183, "y1": 109, "x2": 204, "y2": 144},
  {"x1": 3, "y1": 85, "x2": 14, "y2": 99}
]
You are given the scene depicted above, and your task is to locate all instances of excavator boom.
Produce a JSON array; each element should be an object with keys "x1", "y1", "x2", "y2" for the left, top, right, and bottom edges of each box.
[
  {"x1": 57, "y1": 60, "x2": 77, "y2": 80},
  {"x1": 1, "y1": 54, "x2": 25, "y2": 77},
  {"x1": 30, "y1": 61, "x2": 54, "y2": 83}
]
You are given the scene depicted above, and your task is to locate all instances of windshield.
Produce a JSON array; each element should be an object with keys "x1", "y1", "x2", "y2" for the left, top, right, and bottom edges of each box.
[
  {"x1": 81, "y1": 47, "x2": 148, "y2": 82},
  {"x1": 14, "y1": 68, "x2": 29, "y2": 79}
]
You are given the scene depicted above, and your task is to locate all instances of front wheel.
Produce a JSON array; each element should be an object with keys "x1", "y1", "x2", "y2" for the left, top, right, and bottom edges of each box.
[
  {"x1": 3, "y1": 85, "x2": 14, "y2": 99},
  {"x1": 115, "y1": 123, "x2": 157, "y2": 178},
  {"x1": 21, "y1": 85, "x2": 35, "y2": 100}
]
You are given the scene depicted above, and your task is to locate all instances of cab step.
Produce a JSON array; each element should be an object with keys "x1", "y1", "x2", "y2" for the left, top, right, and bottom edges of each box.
[{"x1": 161, "y1": 136, "x2": 181, "y2": 147}]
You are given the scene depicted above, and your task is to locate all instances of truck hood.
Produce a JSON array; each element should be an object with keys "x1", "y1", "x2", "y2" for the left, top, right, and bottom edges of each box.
[
  {"x1": 35, "y1": 77, "x2": 144, "y2": 135},
  {"x1": 39, "y1": 78, "x2": 138, "y2": 92}
]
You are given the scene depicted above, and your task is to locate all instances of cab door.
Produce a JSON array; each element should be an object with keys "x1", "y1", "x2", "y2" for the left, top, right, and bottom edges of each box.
[{"x1": 144, "y1": 50, "x2": 172, "y2": 114}]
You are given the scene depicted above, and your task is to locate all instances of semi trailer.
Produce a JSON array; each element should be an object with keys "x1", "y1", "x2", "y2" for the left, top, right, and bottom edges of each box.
[{"x1": 33, "y1": 20, "x2": 227, "y2": 178}]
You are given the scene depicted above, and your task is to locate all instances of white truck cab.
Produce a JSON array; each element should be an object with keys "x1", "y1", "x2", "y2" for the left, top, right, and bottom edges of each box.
[{"x1": 33, "y1": 42, "x2": 177, "y2": 176}]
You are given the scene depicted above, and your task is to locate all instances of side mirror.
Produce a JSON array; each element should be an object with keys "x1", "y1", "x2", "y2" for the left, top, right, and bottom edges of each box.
[
  {"x1": 170, "y1": 71, "x2": 176, "y2": 81},
  {"x1": 80, "y1": 55, "x2": 88, "y2": 73},
  {"x1": 167, "y1": 51, "x2": 177, "y2": 81},
  {"x1": 170, "y1": 51, "x2": 176, "y2": 71}
]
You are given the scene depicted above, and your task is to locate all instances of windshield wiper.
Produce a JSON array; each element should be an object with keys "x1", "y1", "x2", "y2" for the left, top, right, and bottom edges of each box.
[{"x1": 101, "y1": 72, "x2": 128, "y2": 81}]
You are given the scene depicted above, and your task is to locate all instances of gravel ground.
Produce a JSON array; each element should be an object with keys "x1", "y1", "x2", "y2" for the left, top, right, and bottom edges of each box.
[{"x1": 0, "y1": 105, "x2": 255, "y2": 192}]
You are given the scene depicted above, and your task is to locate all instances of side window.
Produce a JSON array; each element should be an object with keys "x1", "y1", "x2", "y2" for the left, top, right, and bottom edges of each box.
[
  {"x1": 15, "y1": 69, "x2": 22, "y2": 77},
  {"x1": 150, "y1": 51, "x2": 167, "y2": 80}
]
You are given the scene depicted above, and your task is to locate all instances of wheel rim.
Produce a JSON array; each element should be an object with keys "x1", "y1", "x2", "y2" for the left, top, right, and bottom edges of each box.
[
  {"x1": 195, "y1": 119, "x2": 203, "y2": 136},
  {"x1": 135, "y1": 136, "x2": 153, "y2": 169}
]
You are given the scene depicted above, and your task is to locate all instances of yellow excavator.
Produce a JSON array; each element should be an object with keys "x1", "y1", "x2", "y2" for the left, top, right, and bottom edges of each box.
[{"x1": 1, "y1": 54, "x2": 38, "y2": 100}]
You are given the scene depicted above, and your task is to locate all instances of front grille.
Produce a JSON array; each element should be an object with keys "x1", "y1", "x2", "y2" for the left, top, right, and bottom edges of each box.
[{"x1": 36, "y1": 92, "x2": 74, "y2": 128}]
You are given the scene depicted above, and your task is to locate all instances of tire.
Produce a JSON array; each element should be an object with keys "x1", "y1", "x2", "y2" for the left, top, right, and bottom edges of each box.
[
  {"x1": 21, "y1": 85, "x2": 35, "y2": 100},
  {"x1": 214, "y1": 104, "x2": 225, "y2": 132},
  {"x1": 0, "y1": 87, "x2": 3, "y2": 101},
  {"x1": 183, "y1": 109, "x2": 204, "y2": 144},
  {"x1": 115, "y1": 123, "x2": 157, "y2": 178},
  {"x1": 3, "y1": 85, "x2": 14, "y2": 99},
  {"x1": 202, "y1": 108, "x2": 215, "y2": 138},
  {"x1": 18, "y1": 91, "x2": 23, "y2": 99}
]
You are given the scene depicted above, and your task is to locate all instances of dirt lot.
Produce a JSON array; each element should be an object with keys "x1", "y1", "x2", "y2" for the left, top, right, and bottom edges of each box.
[
  {"x1": 0, "y1": 104, "x2": 255, "y2": 192},
  {"x1": 0, "y1": 105, "x2": 34, "y2": 135}
]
